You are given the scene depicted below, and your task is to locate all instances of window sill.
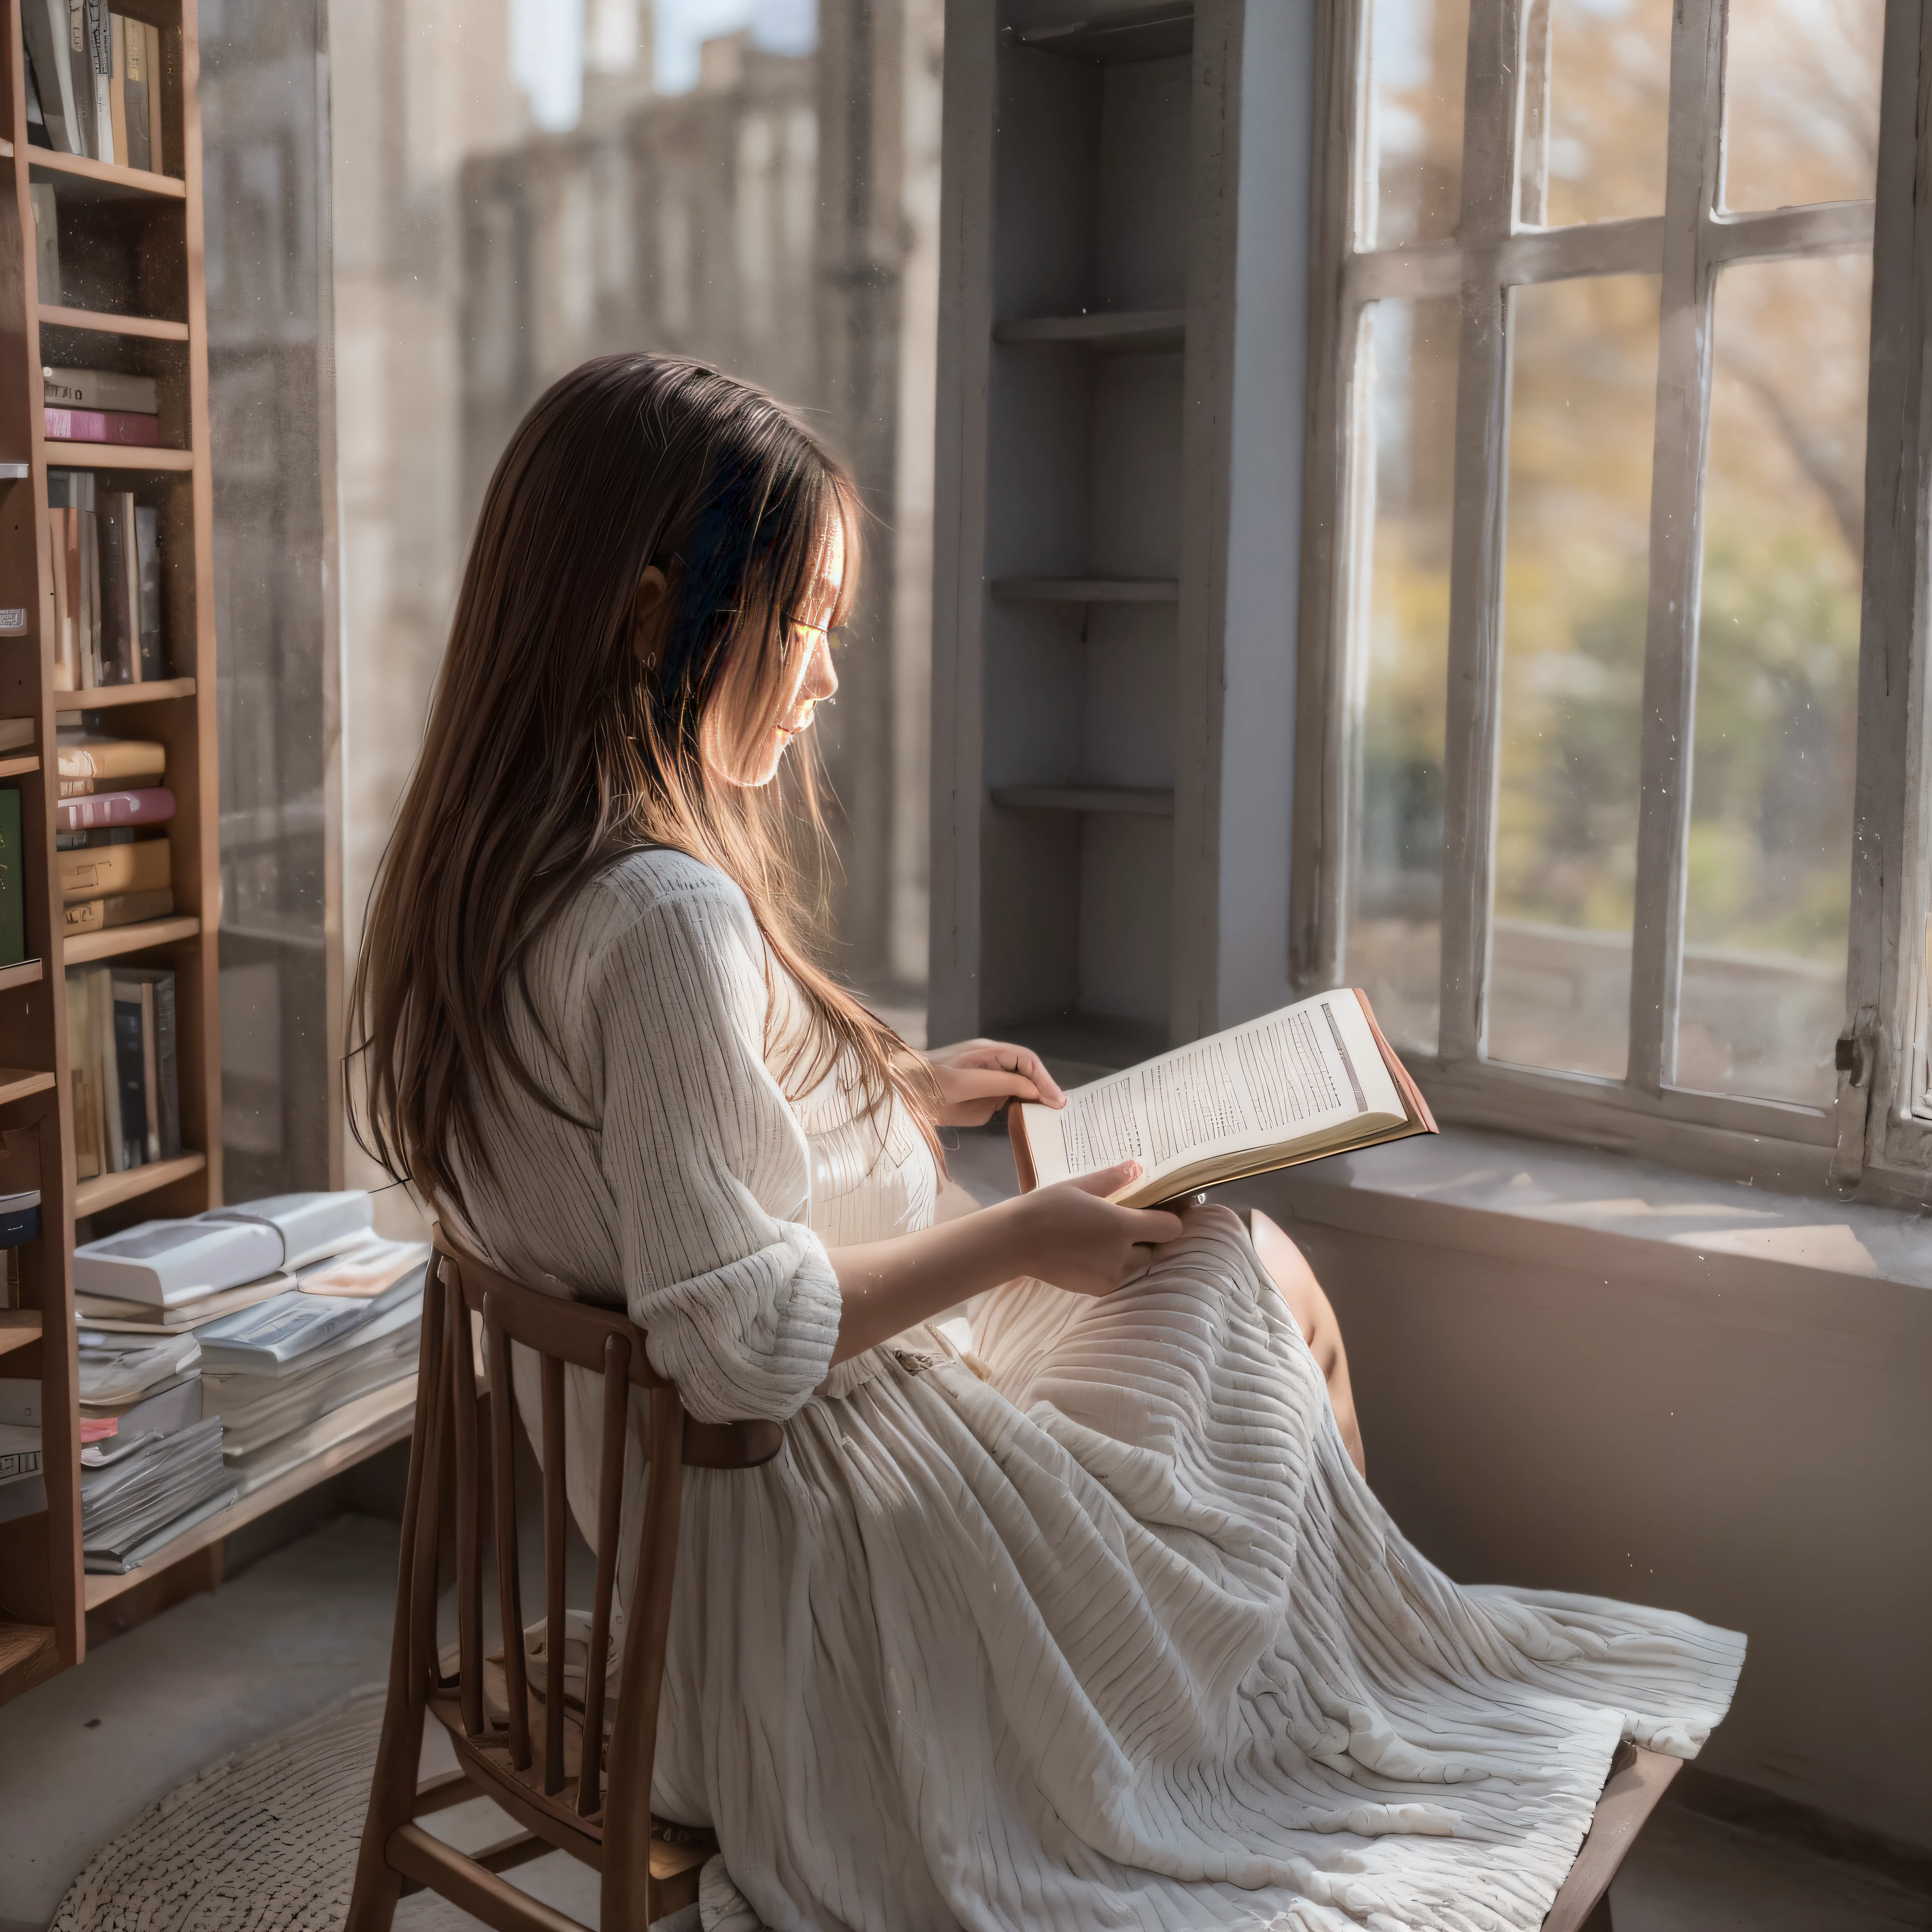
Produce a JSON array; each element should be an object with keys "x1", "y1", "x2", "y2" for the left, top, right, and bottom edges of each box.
[{"x1": 1260, "y1": 1125, "x2": 1932, "y2": 1306}]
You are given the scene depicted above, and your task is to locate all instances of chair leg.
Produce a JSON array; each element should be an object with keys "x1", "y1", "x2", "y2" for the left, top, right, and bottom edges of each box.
[
  {"x1": 345, "y1": 1657, "x2": 429, "y2": 1931},
  {"x1": 1578, "y1": 1892, "x2": 1615, "y2": 1932}
]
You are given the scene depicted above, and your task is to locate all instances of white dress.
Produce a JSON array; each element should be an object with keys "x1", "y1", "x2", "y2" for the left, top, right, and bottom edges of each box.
[{"x1": 458, "y1": 849, "x2": 1745, "y2": 1932}]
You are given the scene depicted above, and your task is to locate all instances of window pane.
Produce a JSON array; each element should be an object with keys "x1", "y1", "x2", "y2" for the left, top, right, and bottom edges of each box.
[
  {"x1": 1368, "y1": 0, "x2": 1471, "y2": 248},
  {"x1": 1489, "y1": 275, "x2": 1660, "y2": 1078},
  {"x1": 1346, "y1": 296, "x2": 1460, "y2": 1056},
  {"x1": 1723, "y1": 0, "x2": 1883, "y2": 211},
  {"x1": 1528, "y1": 0, "x2": 1673, "y2": 228},
  {"x1": 1679, "y1": 257, "x2": 1867, "y2": 1106}
]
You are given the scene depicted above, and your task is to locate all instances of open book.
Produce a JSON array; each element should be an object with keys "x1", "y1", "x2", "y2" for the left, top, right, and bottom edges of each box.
[{"x1": 1008, "y1": 989, "x2": 1437, "y2": 1208}]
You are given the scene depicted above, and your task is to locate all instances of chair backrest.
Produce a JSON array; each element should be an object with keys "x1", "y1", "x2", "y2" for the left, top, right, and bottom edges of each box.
[{"x1": 402, "y1": 1225, "x2": 781, "y2": 1914}]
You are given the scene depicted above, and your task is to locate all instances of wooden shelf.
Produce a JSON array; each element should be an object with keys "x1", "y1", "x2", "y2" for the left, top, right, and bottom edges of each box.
[
  {"x1": 64, "y1": 915, "x2": 201, "y2": 964},
  {"x1": 0, "y1": 958, "x2": 44, "y2": 993},
  {"x1": 991, "y1": 577, "x2": 1180, "y2": 602},
  {"x1": 42, "y1": 441, "x2": 193, "y2": 471},
  {"x1": 1008, "y1": 4, "x2": 1194, "y2": 64},
  {"x1": 994, "y1": 308, "x2": 1185, "y2": 351},
  {"x1": 0, "y1": 754, "x2": 38, "y2": 778},
  {"x1": 0, "y1": 1068, "x2": 56, "y2": 1106},
  {"x1": 83, "y1": 1382, "x2": 418, "y2": 1609},
  {"x1": 0, "y1": 1309, "x2": 43, "y2": 1358},
  {"x1": 37, "y1": 303, "x2": 190, "y2": 343},
  {"x1": 54, "y1": 676, "x2": 197, "y2": 711},
  {"x1": 990, "y1": 785, "x2": 1176, "y2": 815},
  {"x1": 74, "y1": 1149, "x2": 207, "y2": 1219},
  {"x1": 0, "y1": 1624, "x2": 61, "y2": 1703},
  {"x1": 27, "y1": 148, "x2": 186, "y2": 201}
]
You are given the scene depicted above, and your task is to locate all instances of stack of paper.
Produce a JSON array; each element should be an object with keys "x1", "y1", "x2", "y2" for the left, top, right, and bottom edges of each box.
[
  {"x1": 200, "y1": 1256, "x2": 427, "y2": 1491},
  {"x1": 81, "y1": 1416, "x2": 234, "y2": 1574},
  {"x1": 63, "y1": 1191, "x2": 419, "y2": 1557}
]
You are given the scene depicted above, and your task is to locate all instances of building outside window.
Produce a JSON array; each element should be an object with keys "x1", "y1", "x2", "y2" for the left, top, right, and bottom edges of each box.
[{"x1": 1294, "y1": 0, "x2": 1931, "y2": 1200}]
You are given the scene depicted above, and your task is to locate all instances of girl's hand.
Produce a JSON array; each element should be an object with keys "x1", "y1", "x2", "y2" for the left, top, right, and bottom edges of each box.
[
  {"x1": 921, "y1": 1038, "x2": 1068, "y2": 1126},
  {"x1": 998, "y1": 1160, "x2": 1183, "y2": 1298}
]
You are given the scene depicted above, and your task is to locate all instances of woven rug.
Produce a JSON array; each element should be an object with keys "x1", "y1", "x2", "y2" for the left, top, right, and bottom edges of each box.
[{"x1": 49, "y1": 1689, "x2": 477, "y2": 1932}]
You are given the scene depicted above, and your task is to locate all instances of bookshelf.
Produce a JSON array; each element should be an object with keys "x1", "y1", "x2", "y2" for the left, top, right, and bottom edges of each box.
[
  {"x1": 0, "y1": 0, "x2": 223, "y2": 1707},
  {"x1": 929, "y1": 0, "x2": 1242, "y2": 1083}
]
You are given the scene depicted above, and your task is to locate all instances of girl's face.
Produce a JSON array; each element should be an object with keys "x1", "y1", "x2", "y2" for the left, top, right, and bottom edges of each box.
[{"x1": 700, "y1": 517, "x2": 844, "y2": 789}]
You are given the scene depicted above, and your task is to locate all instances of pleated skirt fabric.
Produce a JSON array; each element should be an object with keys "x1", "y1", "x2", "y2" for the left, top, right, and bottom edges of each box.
[{"x1": 645, "y1": 1211, "x2": 1744, "y2": 1932}]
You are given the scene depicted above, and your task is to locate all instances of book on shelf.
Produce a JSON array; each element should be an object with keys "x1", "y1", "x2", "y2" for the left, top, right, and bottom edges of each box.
[
  {"x1": 64, "y1": 885, "x2": 175, "y2": 933},
  {"x1": 58, "y1": 831, "x2": 168, "y2": 903},
  {"x1": 56, "y1": 785, "x2": 176, "y2": 833},
  {"x1": 0, "y1": 1422, "x2": 42, "y2": 1483},
  {"x1": 1008, "y1": 989, "x2": 1439, "y2": 1208},
  {"x1": 45, "y1": 406, "x2": 161, "y2": 448},
  {"x1": 45, "y1": 367, "x2": 159, "y2": 415},
  {"x1": 120, "y1": 8, "x2": 149, "y2": 170},
  {"x1": 202, "y1": 1191, "x2": 377, "y2": 1272},
  {"x1": 296, "y1": 1236, "x2": 430, "y2": 1300},
  {"x1": 47, "y1": 475, "x2": 166, "y2": 690},
  {"x1": 60, "y1": 824, "x2": 137, "y2": 849},
  {"x1": 0, "y1": 1189, "x2": 42, "y2": 1250},
  {"x1": 74, "y1": 1215, "x2": 283, "y2": 1308},
  {"x1": 0, "y1": 788, "x2": 25, "y2": 968},
  {"x1": 76, "y1": 1270, "x2": 292, "y2": 1335},
  {"x1": 107, "y1": 9, "x2": 127, "y2": 165},
  {"x1": 23, "y1": 0, "x2": 80, "y2": 157},
  {"x1": 56, "y1": 730, "x2": 166, "y2": 792},
  {"x1": 66, "y1": 962, "x2": 179, "y2": 1181}
]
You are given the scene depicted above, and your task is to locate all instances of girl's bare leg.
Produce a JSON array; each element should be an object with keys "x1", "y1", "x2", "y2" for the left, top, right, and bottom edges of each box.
[{"x1": 1248, "y1": 1209, "x2": 1366, "y2": 1479}]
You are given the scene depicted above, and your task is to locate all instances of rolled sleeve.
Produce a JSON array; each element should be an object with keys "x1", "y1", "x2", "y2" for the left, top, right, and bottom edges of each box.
[{"x1": 591, "y1": 877, "x2": 841, "y2": 1423}]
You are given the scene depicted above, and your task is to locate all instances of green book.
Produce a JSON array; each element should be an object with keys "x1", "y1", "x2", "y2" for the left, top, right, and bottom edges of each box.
[{"x1": 0, "y1": 790, "x2": 22, "y2": 967}]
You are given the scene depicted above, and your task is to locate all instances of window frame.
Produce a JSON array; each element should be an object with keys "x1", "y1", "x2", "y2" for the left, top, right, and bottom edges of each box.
[{"x1": 1293, "y1": 0, "x2": 1932, "y2": 1203}]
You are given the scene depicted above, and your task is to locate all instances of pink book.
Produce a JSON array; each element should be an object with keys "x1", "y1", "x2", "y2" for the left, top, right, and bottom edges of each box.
[
  {"x1": 44, "y1": 406, "x2": 162, "y2": 447},
  {"x1": 55, "y1": 786, "x2": 176, "y2": 833}
]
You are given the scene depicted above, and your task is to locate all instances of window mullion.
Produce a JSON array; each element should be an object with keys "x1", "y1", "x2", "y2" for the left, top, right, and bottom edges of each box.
[
  {"x1": 1626, "y1": 0, "x2": 1726, "y2": 1095},
  {"x1": 1435, "y1": 0, "x2": 1521, "y2": 1065}
]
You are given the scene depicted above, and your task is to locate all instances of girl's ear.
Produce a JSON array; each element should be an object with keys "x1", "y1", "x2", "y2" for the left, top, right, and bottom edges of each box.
[{"x1": 633, "y1": 565, "x2": 670, "y2": 666}]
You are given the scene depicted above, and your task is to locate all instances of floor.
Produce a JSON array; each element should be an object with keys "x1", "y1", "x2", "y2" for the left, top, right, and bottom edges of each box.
[{"x1": 1, "y1": 1507, "x2": 1925, "y2": 1932}]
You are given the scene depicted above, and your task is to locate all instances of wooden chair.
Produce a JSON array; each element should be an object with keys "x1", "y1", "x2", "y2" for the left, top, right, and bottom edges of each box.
[
  {"x1": 346, "y1": 1227, "x2": 782, "y2": 1932},
  {"x1": 348, "y1": 1224, "x2": 1672, "y2": 1932}
]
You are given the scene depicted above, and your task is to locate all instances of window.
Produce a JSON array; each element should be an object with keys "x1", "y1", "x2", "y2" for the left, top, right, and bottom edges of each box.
[{"x1": 1295, "y1": 0, "x2": 1932, "y2": 1200}]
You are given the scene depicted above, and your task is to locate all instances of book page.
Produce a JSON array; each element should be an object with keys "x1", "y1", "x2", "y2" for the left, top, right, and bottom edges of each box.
[{"x1": 1023, "y1": 990, "x2": 1407, "y2": 1192}]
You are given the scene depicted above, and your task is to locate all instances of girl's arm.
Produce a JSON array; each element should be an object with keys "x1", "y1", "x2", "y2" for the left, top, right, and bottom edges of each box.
[{"x1": 826, "y1": 1159, "x2": 1180, "y2": 1364}]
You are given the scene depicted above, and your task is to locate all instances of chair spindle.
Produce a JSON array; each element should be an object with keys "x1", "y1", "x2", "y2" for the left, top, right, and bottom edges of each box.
[
  {"x1": 484, "y1": 1294, "x2": 532, "y2": 1770},
  {"x1": 450, "y1": 1266, "x2": 485, "y2": 1738},
  {"x1": 540, "y1": 1352, "x2": 569, "y2": 1796},
  {"x1": 406, "y1": 1274, "x2": 450, "y2": 1699},
  {"x1": 578, "y1": 1332, "x2": 630, "y2": 1816}
]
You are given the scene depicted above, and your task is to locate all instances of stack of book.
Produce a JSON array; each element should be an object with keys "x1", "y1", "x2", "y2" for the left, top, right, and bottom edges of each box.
[
  {"x1": 66, "y1": 964, "x2": 179, "y2": 1183},
  {"x1": 46, "y1": 472, "x2": 166, "y2": 690},
  {"x1": 45, "y1": 366, "x2": 162, "y2": 451},
  {"x1": 75, "y1": 1192, "x2": 427, "y2": 1521},
  {"x1": 21, "y1": 0, "x2": 167, "y2": 173}
]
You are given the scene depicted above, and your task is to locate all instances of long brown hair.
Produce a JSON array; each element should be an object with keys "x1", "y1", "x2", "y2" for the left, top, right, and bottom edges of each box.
[{"x1": 349, "y1": 353, "x2": 937, "y2": 1216}]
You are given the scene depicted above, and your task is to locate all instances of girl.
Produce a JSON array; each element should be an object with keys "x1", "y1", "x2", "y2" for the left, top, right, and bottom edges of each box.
[{"x1": 352, "y1": 354, "x2": 1742, "y2": 1932}]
